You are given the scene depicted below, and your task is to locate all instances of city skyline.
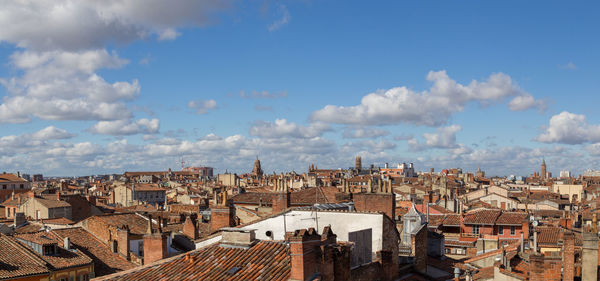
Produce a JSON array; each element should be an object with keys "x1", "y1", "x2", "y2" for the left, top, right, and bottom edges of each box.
[{"x1": 1, "y1": 1, "x2": 600, "y2": 176}]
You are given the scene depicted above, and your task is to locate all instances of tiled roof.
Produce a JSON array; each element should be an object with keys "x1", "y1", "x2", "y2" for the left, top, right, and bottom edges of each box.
[
  {"x1": 536, "y1": 226, "x2": 561, "y2": 245},
  {"x1": 14, "y1": 231, "x2": 93, "y2": 270},
  {"x1": 495, "y1": 212, "x2": 528, "y2": 225},
  {"x1": 0, "y1": 173, "x2": 27, "y2": 182},
  {"x1": 15, "y1": 232, "x2": 57, "y2": 246},
  {"x1": 51, "y1": 227, "x2": 135, "y2": 276},
  {"x1": 0, "y1": 234, "x2": 49, "y2": 279},
  {"x1": 41, "y1": 217, "x2": 74, "y2": 225},
  {"x1": 95, "y1": 240, "x2": 290, "y2": 281},
  {"x1": 232, "y1": 186, "x2": 342, "y2": 206},
  {"x1": 463, "y1": 209, "x2": 502, "y2": 225},
  {"x1": 91, "y1": 213, "x2": 151, "y2": 235},
  {"x1": 442, "y1": 214, "x2": 461, "y2": 226}
]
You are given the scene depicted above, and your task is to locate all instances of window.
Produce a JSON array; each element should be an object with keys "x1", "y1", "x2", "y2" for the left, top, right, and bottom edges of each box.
[
  {"x1": 2, "y1": 185, "x2": 5, "y2": 189},
  {"x1": 20, "y1": 184, "x2": 24, "y2": 189},
  {"x1": 510, "y1": 226, "x2": 516, "y2": 235},
  {"x1": 472, "y1": 225, "x2": 480, "y2": 235},
  {"x1": 498, "y1": 226, "x2": 504, "y2": 235}
]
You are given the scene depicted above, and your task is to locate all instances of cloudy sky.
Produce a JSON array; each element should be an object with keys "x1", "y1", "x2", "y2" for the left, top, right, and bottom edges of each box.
[{"x1": 0, "y1": 1, "x2": 599, "y2": 177}]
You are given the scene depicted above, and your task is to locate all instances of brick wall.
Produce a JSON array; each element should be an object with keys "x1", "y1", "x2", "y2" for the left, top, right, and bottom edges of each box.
[
  {"x1": 411, "y1": 225, "x2": 427, "y2": 273},
  {"x1": 353, "y1": 193, "x2": 395, "y2": 221}
]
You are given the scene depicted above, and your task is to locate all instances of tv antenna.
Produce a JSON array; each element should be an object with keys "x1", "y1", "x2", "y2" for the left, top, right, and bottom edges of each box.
[{"x1": 180, "y1": 156, "x2": 185, "y2": 171}]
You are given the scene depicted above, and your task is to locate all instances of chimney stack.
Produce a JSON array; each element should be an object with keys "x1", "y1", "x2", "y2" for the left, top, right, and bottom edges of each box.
[
  {"x1": 582, "y1": 232, "x2": 599, "y2": 281},
  {"x1": 288, "y1": 228, "x2": 322, "y2": 281},
  {"x1": 143, "y1": 229, "x2": 168, "y2": 265},
  {"x1": 563, "y1": 231, "x2": 575, "y2": 281},
  {"x1": 210, "y1": 199, "x2": 236, "y2": 233},
  {"x1": 183, "y1": 214, "x2": 199, "y2": 240}
]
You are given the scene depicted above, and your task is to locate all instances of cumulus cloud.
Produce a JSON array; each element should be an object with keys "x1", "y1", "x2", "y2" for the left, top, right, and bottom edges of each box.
[
  {"x1": 88, "y1": 118, "x2": 160, "y2": 136},
  {"x1": 31, "y1": 126, "x2": 76, "y2": 140},
  {"x1": 508, "y1": 94, "x2": 547, "y2": 112},
  {"x1": 188, "y1": 99, "x2": 217, "y2": 114},
  {"x1": 0, "y1": 50, "x2": 139, "y2": 123},
  {"x1": 249, "y1": 119, "x2": 330, "y2": 139},
  {"x1": 343, "y1": 127, "x2": 389, "y2": 139},
  {"x1": 535, "y1": 111, "x2": 600, "y2": 144},
  {"x1": 0, "y1": 1, "x2": 228, "y2": 125},
  {"x1": 409, "y1": 125, "x2": 462, "y2": 150},
  {"x1": 267, "y1": 4, "x2": 291, "y2": 32},
  {"x1": 560, "y1": 62, "x2": 577, "y2": 71},
  {"x1": 311, "y1": 70, "x2": 541, "y2": 126}
]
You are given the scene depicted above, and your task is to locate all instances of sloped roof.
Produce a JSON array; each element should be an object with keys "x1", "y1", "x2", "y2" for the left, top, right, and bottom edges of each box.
[
  {"x1": 463, "y1": 209, "x2": 502, "y2": 225},
  {"x1": 51, "y1": 227, "x2": 135, "y2": 276},
  {"x1": 95, "y1": 240, "x2": 290, "y2": 281},
  {"x1": 0, "y1": 234, "x2": 49, "y2": 279},
  {"x1": 495, "y1": 212, "x2": 528, "y2": 225},
  {"x1": 14, "y1": 231, "x2": 93, "y2": 270}
]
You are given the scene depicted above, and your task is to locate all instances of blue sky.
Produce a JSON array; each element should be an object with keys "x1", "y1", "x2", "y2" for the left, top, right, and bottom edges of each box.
[{"x1": 0, "y1": 1, "x2": 599, "y2": 176}]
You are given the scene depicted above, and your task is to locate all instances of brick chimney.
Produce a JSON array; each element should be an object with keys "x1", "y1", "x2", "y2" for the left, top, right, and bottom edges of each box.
[
  {"x1": 143, "y1": 228, "x2": 168, "y2": 265},
  {"x1": 289, "y1": 228, "x2": 322, "y2": 281},
  {"x1": 563, "y1": 231, "x2": 575, "y2": 281},
  {"x1": 117, "y1": 225, "x2": 130, "y2": 259},
  {"x1": 210, "y1": 195, "x2": 236, "y2": 233},
  {"x1": 183, "y1": 214, "x2": 199, "y2": 240},
  {"x1": 272, "y1": 190, "x2": 290, "y2": 214}
]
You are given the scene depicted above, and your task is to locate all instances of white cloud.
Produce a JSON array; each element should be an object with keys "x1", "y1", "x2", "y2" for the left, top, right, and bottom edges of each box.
[
  {"x1": 31, "y1": 126, "x2": 75, "y2": 140},
  {"x1": 0, "y1": 50, "x2": 139, "y2": 123},
  {"x1": 267, "y1": 4, "x2": 291, "y2": 32},
  {"x1": 157, "y1": 28, "x2": 181, "y2": 41},
  {"x1": 408, "y1": 125, "x2": 462, "y2": 151},
  {"x1": 508, "y1": 94, "x2": 547, "y2": 111},
  {"x1": 249, "y1": 119, "x2": 330, "y2": 139},
  {"x1": 422, "y1": 125, "x2": 462, "y2": 148},
  {"x1": 535, "y1": 111, "x2": 600, "y2": 144},
  {"x1": 311, "y1": 70, "x2": 538, "y2": 126},
  {"x1": 343, "y1": 127, "x2": 389, "y2": 139},
  {"x1": 89, "y1": 118, "x2": 160, "y2": 136},
  {"x1": 188, "y1": 99, "x2": 217, "y2": 114}
]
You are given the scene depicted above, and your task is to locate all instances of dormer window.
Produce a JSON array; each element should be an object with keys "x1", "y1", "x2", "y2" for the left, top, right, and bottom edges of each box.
[{"x1": 43, "y1": 245, "x2": 56, "y2": 256}]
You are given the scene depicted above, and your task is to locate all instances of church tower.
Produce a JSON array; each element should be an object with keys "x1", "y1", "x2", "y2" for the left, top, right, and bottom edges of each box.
[
  {"x1": 540, "y1": 159, "x2": 547, "y2": 180},
  {"x1": 252, "y1": 158, "x2": 263, "y2": 178}
]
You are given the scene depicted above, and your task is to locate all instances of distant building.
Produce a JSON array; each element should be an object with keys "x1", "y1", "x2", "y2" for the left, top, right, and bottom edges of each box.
[
  {"x1": 113, "y1": 183, "x2": 167, "y2": 207},
  {"x1": 560, "y1": 170, "x2": 572, "y2": 178},
  {"x1": 182, "y1": 166, "x2": 213, "y2": 178},
  {"x1": 584, "y1": 169, "x2": 600, "y2": 177}
]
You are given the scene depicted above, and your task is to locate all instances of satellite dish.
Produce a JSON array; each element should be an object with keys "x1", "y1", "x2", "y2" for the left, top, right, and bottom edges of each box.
[{"x1": 532, "y1": 220, "x2": 539, "y2": 227}]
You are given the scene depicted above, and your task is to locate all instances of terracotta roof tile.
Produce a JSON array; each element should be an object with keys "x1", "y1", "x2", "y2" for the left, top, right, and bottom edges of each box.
[
  {"x1": 0, "y1": 234, "x2": 49, "y2": 279},
  {"x1": 496, "y1": 212, "x2": 528, "y2": 225},
  {"x1": 51, "y1": 227, "x2": 135, "y2": 276},
  {"x1": 95, "y1": 240, "x2": 290, "y2": 281},
  {"x1": 463, "y1": 209, "x2": 501, "y2": 225}
]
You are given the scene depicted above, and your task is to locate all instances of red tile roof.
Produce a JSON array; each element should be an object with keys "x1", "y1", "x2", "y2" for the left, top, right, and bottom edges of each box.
[
  {"x1": 0, "y1": 234, "x2": 49, "y2": 279},
  {"x1": 50, "y1": 227, "x2": 135, "y2": 276},
  {"x1": 463, "y1": 209, "x2": 502, "y2": 225},
  {"x1": 14, "y1": 231, "x2": 93, "y2": 270},
  {"x1": 95, "y1": 240, "x2": 290, "y2": 281},
  {"x1": 495, "y1": 212, "x2": 528, "y2": 225}
]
